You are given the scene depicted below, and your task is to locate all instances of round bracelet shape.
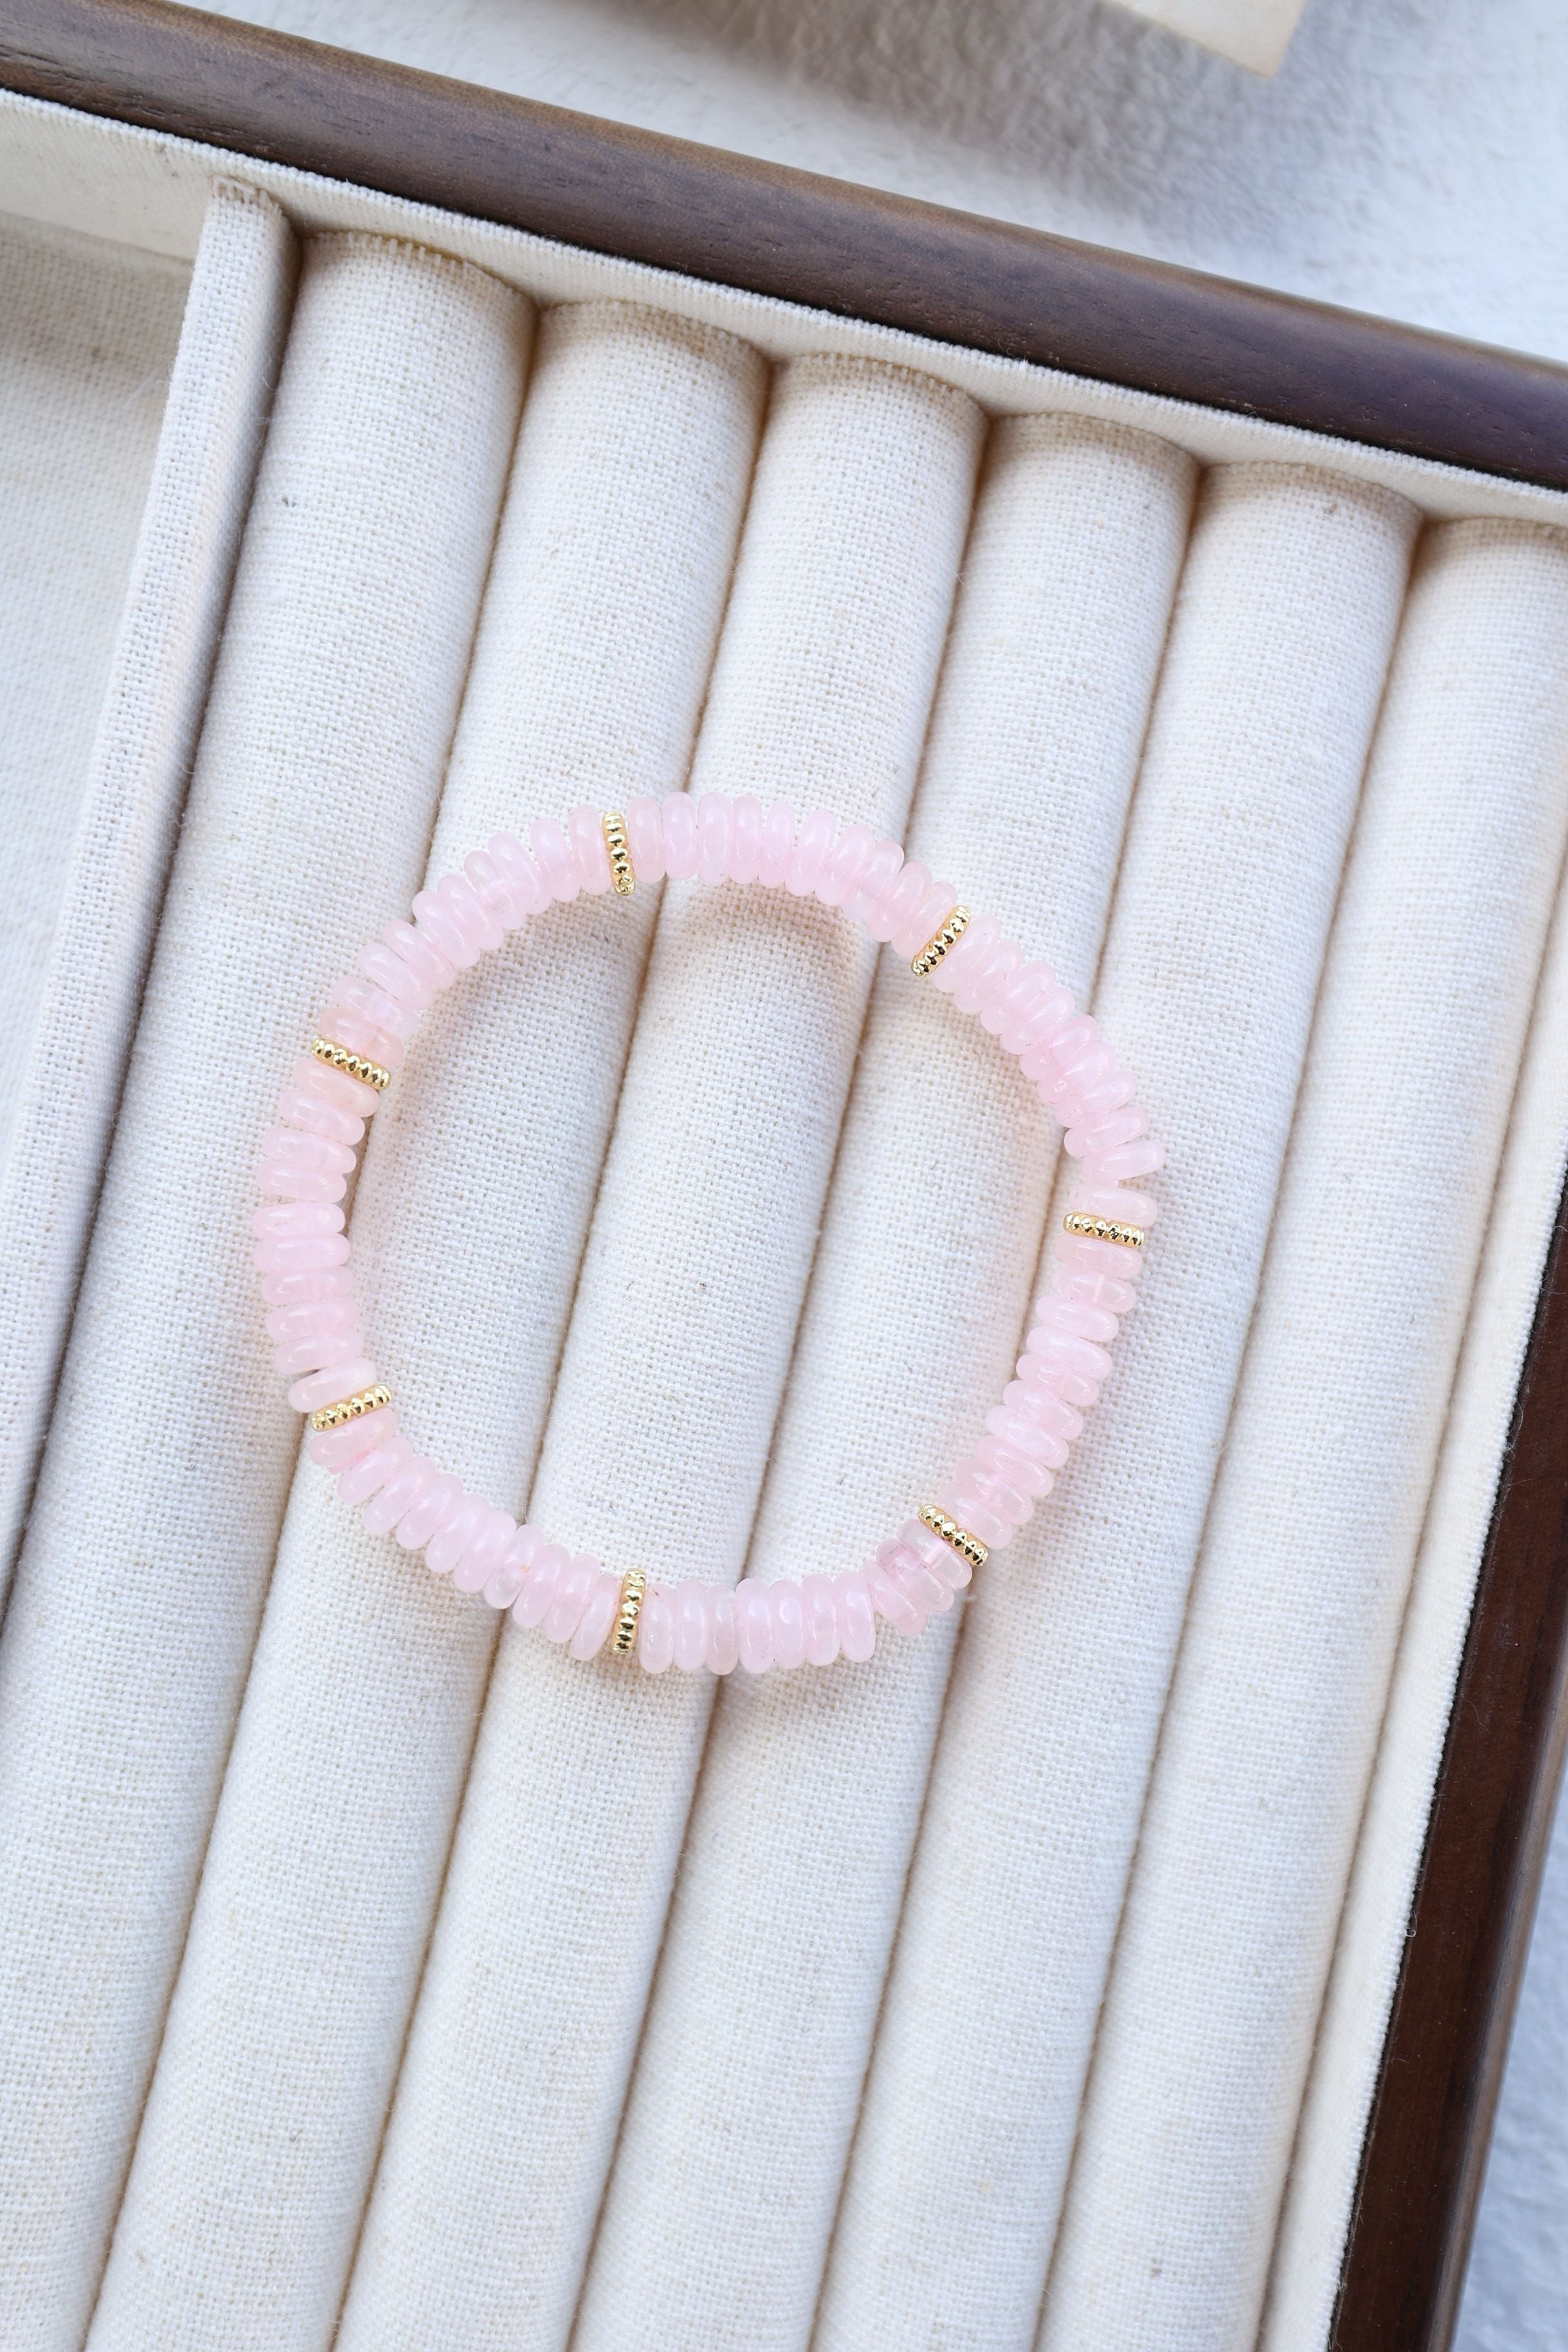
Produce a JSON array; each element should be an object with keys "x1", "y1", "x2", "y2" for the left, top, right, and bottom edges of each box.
[{"x1": 254, "y1": 795, "x2": 1162, "y2": 1676}]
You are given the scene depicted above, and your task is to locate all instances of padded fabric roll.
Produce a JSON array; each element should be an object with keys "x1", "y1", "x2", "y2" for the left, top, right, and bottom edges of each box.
[
  {"x1": 0, "y1": 182, "x2": 295, "y2": 1585},
  {"x1": 571, "y1": 415, "x2": 1195, "y2": 2352},
  {"x1": 336, "y1": 353, "x2": 982, "y2": 2352},
  {"x1": 0, "y1": 231, "x2": 529, "y2": 2352},
  {"x1": 1038, "y1": 517, "x2": 1568, "y2": 2352},
  {"x1": 87, "y1": 302, "x2": 765, "y2": 2352},
  {"x1": 816, "y1": 464, "x2": 1419, "y2": 2352}
]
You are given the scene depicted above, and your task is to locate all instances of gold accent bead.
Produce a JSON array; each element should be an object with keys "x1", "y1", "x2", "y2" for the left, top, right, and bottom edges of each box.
[
  {"x1": 1063, "y1": 1211, "x2": 1146, "y2": 1251},
  {"x1": 910, "y1": 904, "x2": 971, "y2": 979},
  {"x1": 610, "y1": 1567, "x2": 647, "y2": 1657},
  {"x1": 919, "y1": 1503, "x2": 988, "y2": 1572},
  {"x1": 308, "y1": 1382, "x2": 392, "y2": 1433},
  {"x1": 603, "y1": 810, "x2": 636, "y2": 897},
  {"x1": 310, "y1": 1035, "x2": 391, "y2": 1092}
]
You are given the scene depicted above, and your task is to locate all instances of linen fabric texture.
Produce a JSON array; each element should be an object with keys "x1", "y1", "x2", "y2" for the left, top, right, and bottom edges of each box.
[{"x1": 1, "y1": 181, "x2": 1566, "y2": 2352}]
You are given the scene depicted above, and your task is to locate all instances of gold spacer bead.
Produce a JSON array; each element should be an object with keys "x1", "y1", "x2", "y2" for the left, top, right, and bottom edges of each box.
[
  {"x1": 919, "y1": 1503, "x2": 988, "y2": 1573},
  {"x1": 603, "y1": 810, "x2": 636, "y2": 897},
  {"x1": 1063, "y1": 1211, "x2": 1146, "y2": 1251},
  {"x1": 609, "y1": 1567, "x2": 647, "y2": 1656},
  {"x1": 310, "y1": 1035, "x2": 391, "y2": 1092},
  {"x1": 308, "y1": 1382, "x2": 392, "y2": 1433},
  {"x1": 910, "y1": 904, "x2": 971, "y2": 979}
]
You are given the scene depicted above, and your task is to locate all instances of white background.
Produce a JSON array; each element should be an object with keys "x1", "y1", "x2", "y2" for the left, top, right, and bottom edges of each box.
[{"x1": 170, "y1": 2, "x2": 1568, "y2": 2339}]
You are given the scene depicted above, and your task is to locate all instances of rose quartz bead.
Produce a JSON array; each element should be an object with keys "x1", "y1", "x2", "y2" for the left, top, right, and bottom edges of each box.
[
  {"x1": 1073, "y1": 1182, "x2": 1159, "y2": 1228},
  {"x1": 571, "y1": 1571, "x2": 622, "y2": 1660},
  {"x1": 337, "y1": 1435, "x2": 412, "y2": 1506},
  {"x1": 253, "y1": 1234, "x2": 350, "y2": 1276},
  {"x1": 956, "y1": 939, "x2": 1023, "y2": 1020},
  {"x1": 380, "y1": 919, "x2": 456, "y2": 999},
  {"x1": 639, "y1": 1589, "x2": 675, "y2": 1673},
  {"x1": 275, "y1": 1085, "x2": 364, "y2": 1148},
  {"x1": 891, "y1": 880, "x2": 959, "y2": 961},
  {"x1": 273, "y1": 1326, "x2": 365, "y2": 1379},
  {"x1": 531, "y1": 815, "x2": 580, "y2": 903},
  {"x1": 487, "y1": 832, "x2": 551, "y2": 919},
  {"x1": 398, "y1": 1473, "x2": 465, "y2": 1554},
  {"x1": 1026, "y1": 1324, "x2": 1113, "y2": 1383},
  {"x1": 845, "y1": 837, "x2": 903, "y2": 926},
  {"x1": 1054, "y1": 1268, "x2": 1139, "y2": 1313},
  {"x1": 661, "y1": 792, "x2": 699, "y2": 879},
  {"x1": 424, "y1": 1492, "x2": 487, "y2": 1576},
  {"x1": 357, "y1": 937, "x2": 435, "y2": 1012},
  {"x1": 261, "y1": 1262, "x2": 355, "y2": 1308},
  {"x1": 785, "y1": 809, "x2": 836, "y2": 896},
  {"x1": 318, "y1": 1006, "x2": 404, "y2": 1072},
  {"x1": 863, "y1": 856, "x2": 929, "y2": 945},
  {"x1": 929, "y1": 910, "x2": 997, "y2": 997},
  {"x1": 834, "y1": 1571, "x2": 876, "y2": 1661},
  {"x1": 328, "y1": 972, "x2": 418, "y2": 1040},
  {"x1": 976, "y1": 1429, "x2": 1054, "y2": 1496},
  {"x1": 266, "y1": 1296, "x2": 357, "y2": 1344},
  {"x1": 1055, "y1": 1231, "x2": 1144, "y2": 1280},
  {"x1": 734, "y1": 1579, "x2": 774, "y2": 1673},
  {"x1": 1007, "y1": 996, "x2": 1077, "y2": 1065},
  {"x1": 286, "y1": 1355, "x2": 377, "y2": 1414},
  {"x1": 569, "y1": 804, "x2": 612, "y2": 892},
  {"x1": 309, "y1": 1406, "x2": 398, "y2": 1468},
  {"x1": 290, "y1": 1052, "x2": 382, "y2": 1119},
  {"x1": 936, "y1": 1483, "x2": 1009, "y2": 1551},
  {"x1": 513, "y1": 1544, "x2": 569, "y2": 1628},
  {"x1": 1065, "y1": 1106, "x2": 1150, "y2": 1157},
  {"x1": 696, "y1": 794, "x2": 732, "y2": 886},
  {"x1": 544, "y1": 1555, "x2": 598, "y2": 1643},
  {"x1": 877, "y1": 1542, "x2": 950, "y2": 1616},
  {"x1": 707, "y1": 1588, "x2": 739, "y2": 1674},
  {"x1": 672, "y1": 1582, "x2": 712, "y2": 1672},
  {"x1": 255, "y1": 1161, "x2": 346, "y2": 1205},
  {"x1": 867, "y1": 1560, "x2": 925, "y2": 1636},
  {"x1": 1081, "y1": 1142, "x2": 1164, "y2": 1193},
  {"x1": 623, "y1": 795, "x2": 666, "y2": 883},
  {"x1": 816, "y1": 820, "x2": 876, "y2": 907},
  {"x1": 362, "y1": 1455, "x2": 438, "y2": 1535},
  {"x1": 728, "y1": 794, "x2": 763, "y2": 885},
  {"x1": 962, "y1": 1462, "x2": 1031, "y2": 1526},
  {"x1": 1037, "y1": 1293, "x2": 1121, "y2": 1345},
  {"x1": 462, "y1": 848, "x2": 516, "y2": 929},
  {"x1": 443, "y1": 870, "x2": 504, "y2": 954},
  {"x1": 799, "y1": 1575, "x2": 840, "y2": 1665},
  {"x1": 252, "y1": 1201, "x2": 344, "y2": 1240},
  {"x1": 452, "y1": 1507, "x2": 516, "y2": 1595},
  {"x1": 757, "y1": 803, "x2": 796, "y2": 887},
  {"x1": 484, "y1": 1525, "x2": 541, "y2": 1610},
  {"x1": 985, "y1": 960, "x2": 1052, "y2": 1038},
  {"x1": 1015, "y1": 1353, "x2": 1101, "y2": 1409},
  {"x1": 899, "y1": 1514, "x2": 969, "y2": 1590},
  {"x1": 987, "y1": 1404, "x2": 1069, "y2": 1469},
  {"x1": 769, "y1": 1580, "x2": 807, "y2": 1667},
  {"x1": 259, "y1": 1126, "x2": 356, "y2": 1179}
]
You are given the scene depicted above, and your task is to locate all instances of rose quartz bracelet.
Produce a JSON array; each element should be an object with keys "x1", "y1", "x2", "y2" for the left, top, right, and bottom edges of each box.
[{"x1": 254, "y1": 796, "x2": 1161, "y2": 1675}]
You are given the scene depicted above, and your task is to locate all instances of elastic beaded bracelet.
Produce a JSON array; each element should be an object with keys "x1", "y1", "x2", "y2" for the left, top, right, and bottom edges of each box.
[{"x1": 254, "y1": 796, "x2": 1162, "y2": 1675}]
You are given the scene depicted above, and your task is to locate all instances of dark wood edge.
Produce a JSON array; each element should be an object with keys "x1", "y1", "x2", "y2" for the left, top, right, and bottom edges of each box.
[
  {"x1": 1333, "y1": 1166, "x2": 1568, "y2": 2351},
  {"x1": 5, "y1": 0, "x2": 1568, "y2": 489}
]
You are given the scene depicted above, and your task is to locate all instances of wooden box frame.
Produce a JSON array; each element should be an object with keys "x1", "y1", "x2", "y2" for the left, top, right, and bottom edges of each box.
[{"x1": 2, "y1": 6, "x2": 1566, "y2": 2344}]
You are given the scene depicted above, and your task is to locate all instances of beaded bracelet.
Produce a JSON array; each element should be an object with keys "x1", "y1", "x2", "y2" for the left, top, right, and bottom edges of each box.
[{"x1": 254, "y1": 796, "x2": 1161, "y2": 1674}]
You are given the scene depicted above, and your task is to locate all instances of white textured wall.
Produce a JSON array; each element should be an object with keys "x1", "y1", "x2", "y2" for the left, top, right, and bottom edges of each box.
[{"x1": 121, "y1": 1, "x2": 1568, "y2": 2336}]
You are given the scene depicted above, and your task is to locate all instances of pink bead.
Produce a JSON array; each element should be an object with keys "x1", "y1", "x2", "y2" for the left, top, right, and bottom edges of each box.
[
  {"x1": 639, "y1": 1589, "x2": 675, "y2": 1673},
  {"x1": 441, "y1": 870, "x2": 504, "y2": 955},
  {"x1": 984, "y1": 960, "x2": 1052, "y2": 1037},
  {"x1": 834, "y1": 1572, "x2": 876, "y2": 1661},
  {"x1": 672, "y1": 1582, "x2": 712, "y2": 1672},
  {"x1": 397, "y1": 1473, "x2": 464, "y2": 1553},
  {"x1": 275, "y1": 1086, "x2": 364, "y2": 1148},
  {"x1": 1006, "y1": 991, "x2": 1077, "y2": 1061},
  {"x1": 1065, "y1": 1106, "x2": 1150, "y2": 1157},
  {"x1": 696, "y1": 794, "x2": 732, "y2": 886},
  {"x1": 800, "y1": 1575, "x2": 840, "y2": 1665},
  {"x1": 531, "y1": 815, "x2": 580, "y2": 903},
  {"x1": 986, "y1": 1404, "x2": 1069, "y2": 1470},
  {"x1": 452, "y1": 1507, "x2": 515, "y2": 1595},
  {"x1": 929, "y1": 910, "x2": 997, "y2": 997},
  {"x1": 512, "y1": 1544, "x2": 569, "y2": 1628},
  {"x1": 661, "y1": 792, "x2": 699, "y2": 879},
  {"x1": 273, "y1": 1326, "x2": 364, "y2": 1379},
  {"x1": 287, "y1": 1355, "x2": 377, "y2": 1415},
  {"x1": 569, "y1": 805, "x2": 612, "y2": 893},
  {"x1": 409, "y1": 883, "x2": 473, "y2": 968},
  {"x1": 768, "y1": 1580, "x2": 807, "y2": 1668},
  {"x1": 1054, "y1": 1268, "x2": 1139, "y2": 1313},
  {"x1": 290, "y1": 1052, "x2": 382, "y2": 1119},
  {"x1": 484, "y1": 1527, "x2": 540, "y2": 1611},
  {"x1": 958, "y1": 940, "x2": 1024, "y2": 1020},
  {"x1": 757, "y1": 803, "x2": 796, "y2": 887},
  {"x1": 1072, "y1": 1183, "x2": 1159, "y2": 1228},
  {"x1": 544, "y1": 1556, "x2": 598, "y2": 1643},
  {"x1": 1026, "y1": 1324, "x2": 1113, "y2": 1384},
  {"x1": 308, "y1": 1406, "x2": 398, "y2": 1468},
  {"x1": 816, "y1": 820, "x2": 876, "y2": 908},
  {"x1": 487, "y1": 832, "x2": 551, "y2": 919},
  {"x1": 265, "y1": 1296, "x2": 357, "y2": 1344},
  {"x1": 362, "y1": 1455, "x2": 437, "y2": 1535},
  {"x1": 463, "y1": 848, "x2": 513, "y2": 930},
  {"x1": 1055, "y1": 1231, "x2": 1144, "y2": 1280},
  {"x1": 728, "y1": 795, "x2": 763, "y2": 885},
  {"x1": 570, "y1": 1571, "x2": 622, "y2": 1660},
  {"x1": 786, "y1": 808, "x2": 836, "y2": 896},
  {"x1": 1072, "y1": 1071, "x2": 1139, "y2": 1123},
  {"x1": 1037, "y1": 1293, "x2": 1120, "y2": 1345},
  {"x1": 260, "y1": 1262, "x2": 355, "y2": 1308},
  {"x1": 867, "y1": 858, "x2": 930, "y2": 946},
  {"x1": 1082, "y1": 1141, "x2": 1165, "y2": 1190},
  {"x1": 424, "y1": 1492, "x2": 487, "y2": 1577},
  {"x1": 259, "y1": 1126, "x2": 355, "y2": 1178},
  {"x1": 336, "y1": 1436, "x2": 412, "y2": 1506},
  {"x1": 380, "y1": 919, "x2": 456, "y2": 999},
  {"x1": 253, "y1": 1234, "x2": 350, "y2": 1275},
  {"x1": 866, "y1": 1561, "x2": 924, "y2": 1636},
  {"x1": 623, "y1": 796, "x2": 666, "y2": 884},
  {"x1": 846, "y1": 837, "x2": 903, "y2": 926},
  {"x1": 252, "y1": 1201, "x2": 344, "y2": 1240},
  {"x1": 965, "y1": 1464, "x2": 1032, "y2": 1527},
  {"x1": 734, "y1": 1579, "x2": 774, "y2": 1672},
  {"x1": 1015, "y1": 1355, "x2": 1100, "y2": 1410},
  {"x1": 255, "y1": 1161, "x2": 345, "y2": 1204},
  {"x1": 357, "y1": 937, "x2": 435, "y2": 1012},
  {"x1": 891, "y1": 881, "x2": 958, "y2": 961},
  {"x1": 319, "y1": 1006, "x2": 403, "y2": 1071},
  {"x1": 937, "y1": 1482, "x2": 1009, "y2": 1551},
  {"x1": 328, "y1": 971, "x2": 418, "y2": 1040},
  {"x1": 707, "y1": 1589, "x2": 739, "y2": 1674},
  {"x1": 898, "y1": 1514, "x2": 970, "y2": 1591},
  {"x1": 878, "y1": 1542, "x2": 950, "y2": 1615}
]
